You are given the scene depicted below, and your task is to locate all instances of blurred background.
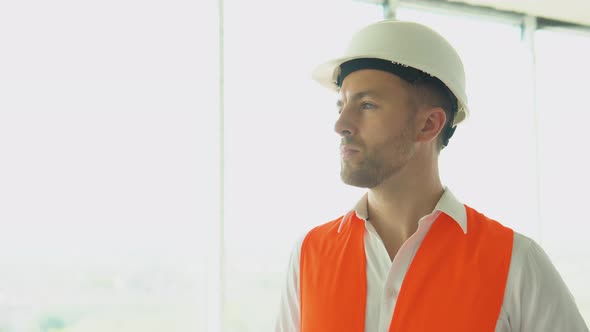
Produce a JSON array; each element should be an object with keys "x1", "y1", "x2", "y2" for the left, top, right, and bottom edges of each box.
[{"x1": 0, "y1": 0, "x2": 589, "y2": 331}]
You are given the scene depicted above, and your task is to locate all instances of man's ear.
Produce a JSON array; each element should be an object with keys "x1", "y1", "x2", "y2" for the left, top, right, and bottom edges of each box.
[{"x1": 416, "y1": 106, "x2": 446, "y2": 144}]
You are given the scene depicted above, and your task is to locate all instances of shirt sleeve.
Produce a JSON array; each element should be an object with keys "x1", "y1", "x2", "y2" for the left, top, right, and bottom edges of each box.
[
  {"x1": 275, "y1": 236, "x2": 305, "y2": 332},
  {"x1": 505, "y1": 233, "x2": 589, "y2": 331}
]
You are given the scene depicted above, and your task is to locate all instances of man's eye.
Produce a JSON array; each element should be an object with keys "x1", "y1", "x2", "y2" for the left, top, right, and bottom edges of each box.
[{"x1": 361, "y1": 102, "x2": 376, "y2": 110}]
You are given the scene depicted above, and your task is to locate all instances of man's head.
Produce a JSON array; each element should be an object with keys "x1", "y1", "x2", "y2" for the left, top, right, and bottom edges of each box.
[
  {"x1": 335, "y1": 62, "x2": 453, "y2": 187},
  {"x1": 313, "y1": 20, "x2": 467, "y2": 188},
  {"x1": 338, "y1": 58, "x2": 458, "y2": 151}
]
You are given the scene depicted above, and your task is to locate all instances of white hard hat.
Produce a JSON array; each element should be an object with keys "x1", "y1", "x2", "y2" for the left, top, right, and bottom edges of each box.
[{"x1": 312, "y1": 20, "x2": 469, "y2": 126}]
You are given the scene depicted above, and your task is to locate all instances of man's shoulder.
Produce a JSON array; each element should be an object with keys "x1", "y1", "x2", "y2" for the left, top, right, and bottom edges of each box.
[
  {"x1": 304, "y1": 215, "x2": 347, "y2": 239},
  {"x1": 288, "y1": 215, "x2": 351, "y2": 257},
  {"x1": 462, "y1": 205, "x2": 538, "y2": 265},
  {"x1": 464, "y1": 204, "x2": 518, "y2": 234},
  {"x1": 501, "y1": 231, "x2": 589, "y2": 331},
  {"x1": 512, "y1": 231, "x2": 535, "y2": 252},
  {"x1": 509, "y1": 231, "x2": 544, "y2": 271}
]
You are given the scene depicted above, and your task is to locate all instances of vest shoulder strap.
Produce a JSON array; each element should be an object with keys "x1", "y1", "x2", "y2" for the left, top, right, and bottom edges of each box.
[{"x1": 300, "y1": 213, "x2": 367, "y2": 332}]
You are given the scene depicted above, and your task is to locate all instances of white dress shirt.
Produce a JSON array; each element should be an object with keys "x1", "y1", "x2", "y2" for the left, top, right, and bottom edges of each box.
[{"x1": 276, "y1": 189, "x2": 589, "y2": 331}]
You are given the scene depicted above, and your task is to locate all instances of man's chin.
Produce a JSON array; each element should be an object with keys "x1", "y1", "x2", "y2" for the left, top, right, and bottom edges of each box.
[{"x1": 340, "y1": 170, "x2": 377, "y2": 189}]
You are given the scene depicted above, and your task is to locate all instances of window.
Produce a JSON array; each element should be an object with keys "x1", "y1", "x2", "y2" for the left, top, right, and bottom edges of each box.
[
  {"x1": 0, "y1": 1, "x2": 218, "y2": 331},
  {"x1": 535, "y1": 26, "x2": 590, "y2": 322},
  {"x1": 223, "y1": 0, "x2": 383, "y2": 330}
]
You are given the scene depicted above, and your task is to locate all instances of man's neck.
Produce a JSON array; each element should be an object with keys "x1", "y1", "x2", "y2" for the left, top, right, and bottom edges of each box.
[{"x1": 366, "y1": 168, "x2": 444, "y2": 259}]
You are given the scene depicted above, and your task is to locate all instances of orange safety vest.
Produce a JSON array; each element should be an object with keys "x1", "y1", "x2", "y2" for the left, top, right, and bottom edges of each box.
[{"x1": 300, "y1": 205, "x2": 514, "y2": 332}]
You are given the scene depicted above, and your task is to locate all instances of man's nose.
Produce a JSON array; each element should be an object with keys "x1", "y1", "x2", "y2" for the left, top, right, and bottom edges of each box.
[{"x1": 334, "y1": 108, "x2": 357, "y2": 137}]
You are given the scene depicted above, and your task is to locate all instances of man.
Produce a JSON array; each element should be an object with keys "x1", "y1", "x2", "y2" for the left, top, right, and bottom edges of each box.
[{"x1": 275, "y1": 20, "x2": 588, "y2": 331}]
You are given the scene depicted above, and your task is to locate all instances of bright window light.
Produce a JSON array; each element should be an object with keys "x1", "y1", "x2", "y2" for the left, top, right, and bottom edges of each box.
[
  {"x1": 0, "y1": 1, "x2": 218, "y2": 331},
  {"x1": 223, "y1": 0, "x2": 383, "y2": 330},
  {"x1": 535, "y1": 27, "x2": 590, "y2": 324}
]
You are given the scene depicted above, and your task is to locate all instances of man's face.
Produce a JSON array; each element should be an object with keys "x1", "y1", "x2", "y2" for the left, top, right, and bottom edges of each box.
[{"x1": 335, "y1": 69, "x2": 417, "y2": 188}]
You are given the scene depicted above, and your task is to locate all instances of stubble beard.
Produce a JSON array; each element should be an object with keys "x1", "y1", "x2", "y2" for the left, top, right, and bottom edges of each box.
[{"x1": 340, "y1": 129, "x2": 414, "y2": 189}]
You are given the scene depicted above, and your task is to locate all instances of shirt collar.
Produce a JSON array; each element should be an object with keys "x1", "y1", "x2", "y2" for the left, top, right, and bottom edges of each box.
[{"x1": 341, "y1": 188, "x2": 468, "y2": 234}]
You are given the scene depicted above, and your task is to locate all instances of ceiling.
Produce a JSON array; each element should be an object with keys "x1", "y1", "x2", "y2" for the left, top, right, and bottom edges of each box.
[{"x1": 448, "y1": 0, "x2": 590, "y2": 26}]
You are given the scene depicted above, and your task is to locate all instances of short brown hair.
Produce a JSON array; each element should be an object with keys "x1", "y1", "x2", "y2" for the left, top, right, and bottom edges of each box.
[{"x1": 410, "y1": 76, "x2": 457, "y2": 150}]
